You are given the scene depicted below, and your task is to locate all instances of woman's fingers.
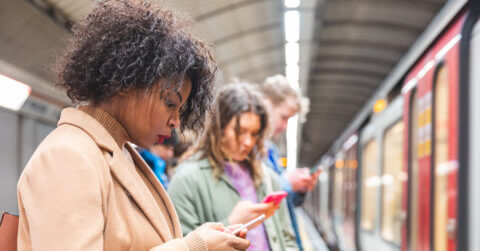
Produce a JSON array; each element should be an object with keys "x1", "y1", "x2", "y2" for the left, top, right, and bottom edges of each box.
[
  {"x1": 267, "y1": 202, "x2": 281, "y2": 211},
  {"x1": 224, "y1": 224, "x2": 242, "y2": 232},
  {"x1": 224, "y1": 224, "x2": 243, "y2": 235},
  {"x1": 263, "y1": 202, "x2": 281, "y2": 218},
  {"x1": 251, "y1": 202, "x2": 271, "y2": 213},
  {"x1": 228, "y1": 236, "x2": 250, "y2": 250},
  {"x1": 237, "y1": 229, "x2": 248, "y2": 238}
]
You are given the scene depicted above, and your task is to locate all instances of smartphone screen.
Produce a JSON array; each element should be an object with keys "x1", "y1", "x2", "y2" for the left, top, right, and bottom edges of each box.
[{"x1": 262, "y1": 191, "x2": 288, "y2": 205}]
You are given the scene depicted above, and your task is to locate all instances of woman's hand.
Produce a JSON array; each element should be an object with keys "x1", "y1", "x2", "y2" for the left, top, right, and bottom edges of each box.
[
  {"x1": 228, "y1": 201, "x2": 279, "y2": 228},
  {"x1": 224, "y1": 224, "x2": 248, "y2": 238},
  {"x1": 194, "y1": 222, "x2": 250, "y2": 251},
  {"x1": 264, "y1": 202, "x2": 280, "y2": 219}
]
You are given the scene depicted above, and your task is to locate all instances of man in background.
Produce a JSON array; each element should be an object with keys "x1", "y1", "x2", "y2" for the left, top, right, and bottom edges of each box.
[{"x1": 259, "y1": 75, "x2": 320, "y2": 251}]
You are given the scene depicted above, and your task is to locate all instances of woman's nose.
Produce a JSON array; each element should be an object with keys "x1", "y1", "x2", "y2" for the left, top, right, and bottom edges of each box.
[
  {"x1": 242, "y1": 135, "x2": 254, "y2": 148},
  {"x1": 168, "y1": 113, "x2": 180, "y2": 128}
]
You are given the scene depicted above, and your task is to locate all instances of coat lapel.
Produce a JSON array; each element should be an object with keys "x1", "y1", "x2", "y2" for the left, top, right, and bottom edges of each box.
[
  {"x1": 125, "y1": 143, "x2": 183, "y2": 238},
  {"x1": 218, "y1": 173, "x2": 239, "y2": 195},
  {"x1": 197, "y1": 159, "x2": 239, "y2": 195},
  {"x1": 108, "y1": 147, "x2": 172, "y2": 242}
]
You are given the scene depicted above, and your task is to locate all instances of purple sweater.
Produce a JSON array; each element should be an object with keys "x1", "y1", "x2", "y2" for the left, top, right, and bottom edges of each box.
[{"x1": 224, "y1": 162, "x2": 271, "y2": 251}]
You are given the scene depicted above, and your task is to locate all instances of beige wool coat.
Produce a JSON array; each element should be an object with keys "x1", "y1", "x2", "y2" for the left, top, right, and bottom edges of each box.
[{"x1": 17, "y1": 107, "x2": 207, "y2": 251}]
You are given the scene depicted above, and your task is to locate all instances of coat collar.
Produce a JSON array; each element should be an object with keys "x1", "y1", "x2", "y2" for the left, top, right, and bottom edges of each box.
[
  {"x1": 191, "y1": 156, "x2": 269, "y2": 198},
  {"x1": 57, "y1": 107, "x2": 178, "y2": 241},
  {"x1": 57, "y1": 107, "x2": 119, "y2": 154},
  {"x1": 187, "y1": 156, "x2": 238, "y2": 194}
]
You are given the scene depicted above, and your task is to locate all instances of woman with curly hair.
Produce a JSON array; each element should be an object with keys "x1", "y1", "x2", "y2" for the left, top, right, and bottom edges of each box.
[
  {"x1": 16, "y1": 1, "x2": 249, "y2": 250},
  {"x1": 168, "y1": 84, "x2": 299, "y2": 251}
]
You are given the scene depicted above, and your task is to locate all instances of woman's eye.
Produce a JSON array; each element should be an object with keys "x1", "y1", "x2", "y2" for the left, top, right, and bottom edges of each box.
[{"x1": 166, "y1": 101, "x2": 176, "y2": 108}]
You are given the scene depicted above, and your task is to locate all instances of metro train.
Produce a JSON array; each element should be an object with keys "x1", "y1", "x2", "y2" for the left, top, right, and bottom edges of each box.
[{"x1": 303, "y1": 0, "x2": 480, "y2": 250}]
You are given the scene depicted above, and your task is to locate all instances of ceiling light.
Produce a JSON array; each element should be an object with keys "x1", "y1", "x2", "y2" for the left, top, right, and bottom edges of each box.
[
  {"x1": 285, "y1": 0, "x2": 300, "y2": 8},
  {"x1": 285, "y1": 42, "x2": 299, "y2": 65},
  {"x1": 284, "y1": 10, "x2": 299, "y2": 42},
  {"x1": 286, "y1": 64, "x2": 299, "y2": 86},
  {"x1": 0, "y1": 74, "x2": 31, "y2": 111}
]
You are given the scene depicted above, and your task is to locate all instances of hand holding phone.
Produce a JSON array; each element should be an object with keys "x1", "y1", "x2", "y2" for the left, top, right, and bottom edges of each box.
[
  {"x1": 309, "y1": 165, "x2": 324, "y2": 175},
  {"x1": 262, "y1": 191, "x2": 288, "y2": 205},
  {"x1": 232, "y1": 214, "x2": 266, "y2": 235}
]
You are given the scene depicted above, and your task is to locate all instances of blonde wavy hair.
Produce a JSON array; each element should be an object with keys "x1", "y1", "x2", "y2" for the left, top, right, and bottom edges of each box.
[{"x1": 260, "y1": 74, "x2": 310, "y2": 122}]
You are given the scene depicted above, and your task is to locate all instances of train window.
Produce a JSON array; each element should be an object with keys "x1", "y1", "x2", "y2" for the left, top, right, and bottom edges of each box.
[
  {"x1": 333, "y1": 159, "x2": 344, "y2": 217},
  {"x1": 409, "y1": 90, "x2": 419, "y2": 250},
  {"x1": 344, "y1": 151, "x2": 357, "y2": 223},
  {"x1": 433, "y1": 65, "x2": 449, "y2": 251},
  {"x1": 361, "y1": 139, "x2": 378, "y2": 231},
  {"x1": 381, "y1": 121, "x2": 404, "y2": 244}
]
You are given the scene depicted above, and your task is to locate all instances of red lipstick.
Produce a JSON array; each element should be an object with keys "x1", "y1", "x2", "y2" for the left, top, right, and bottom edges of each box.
[{"x1": 157, "y1": 135, "x2": 171, "y2": 144}]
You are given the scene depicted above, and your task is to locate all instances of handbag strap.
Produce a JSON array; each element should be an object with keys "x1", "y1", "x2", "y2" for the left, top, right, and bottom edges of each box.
[{"x1": 0, "y1": 211, "x2": 19, "y2": 251}]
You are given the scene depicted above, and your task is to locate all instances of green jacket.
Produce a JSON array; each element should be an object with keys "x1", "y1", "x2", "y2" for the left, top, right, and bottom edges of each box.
[{"x1": 168, "y1": 156, "x2": 299, "y2": 251}]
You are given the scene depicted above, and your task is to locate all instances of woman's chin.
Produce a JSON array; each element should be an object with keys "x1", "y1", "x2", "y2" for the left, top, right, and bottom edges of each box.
[{"x1": 233, "y1": 155, "x2": 247, "y2": 162}]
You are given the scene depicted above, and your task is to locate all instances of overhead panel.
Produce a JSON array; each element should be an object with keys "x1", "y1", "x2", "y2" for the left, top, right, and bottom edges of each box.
[{"x1": 301, "y1": 0, "x2": 446, "y2": 165}]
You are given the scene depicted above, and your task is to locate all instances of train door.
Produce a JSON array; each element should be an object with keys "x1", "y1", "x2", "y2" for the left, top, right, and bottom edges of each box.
[
  {"x1": 331, "y1": 143, "x2": 357, "y2": 251},
  {"x1": 358, "y1": 132, "x2": 378, "y2": 250},
  {"x1": 402, "y1": 16, "x2": 463, "y2": 251},
  {"x1": 332, "y1": 152, "x2": 347, "y2": 251},
  {"x1": 327, "y1": 161, "x2": 340, "y2": 250},
  {"x1": 358, "y1": 97, "x2": 403, "y2": 251},
  {"x1": 343, "y1": 136, "x2": 358, "y2": 251},
  {"x1": 358, "y1": 128, "x2": 378, "y2": 251},
  {"x1": 380, "y1": 118, "x2": 405, "y2": 249},
  {"x1": 318, "y1": 163, "x2": 332, "y2": 243},
  {"x1": 405, "y1": 55, "x2": 433, "y2": 251}
]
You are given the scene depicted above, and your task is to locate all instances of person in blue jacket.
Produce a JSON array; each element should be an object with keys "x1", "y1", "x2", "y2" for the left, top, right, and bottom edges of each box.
[
  {"x1": 259, "y1": 75, "x2": 321, "y2": 251},
  {"x1": 140, "y1": 132, "x2": 175, "y2": 189}
]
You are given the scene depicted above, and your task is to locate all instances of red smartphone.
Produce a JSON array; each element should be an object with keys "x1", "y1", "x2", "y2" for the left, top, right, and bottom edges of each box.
[{"x1": 262, "y1": 191, "x2": 288, "y2": 205}]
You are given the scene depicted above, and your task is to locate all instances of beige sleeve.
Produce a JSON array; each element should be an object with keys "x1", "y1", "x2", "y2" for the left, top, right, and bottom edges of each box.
[
  {"x1": 149, "y1": 232, "x2": 208, "y2": 251},
  {"x1": 17, "y1": 145, "x2": 105, "y2": 250}
]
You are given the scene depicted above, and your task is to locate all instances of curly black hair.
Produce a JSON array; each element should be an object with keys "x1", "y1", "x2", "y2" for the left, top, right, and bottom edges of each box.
[{"x1": 54, "y1": 0, "x2": 217, "y2": 131}]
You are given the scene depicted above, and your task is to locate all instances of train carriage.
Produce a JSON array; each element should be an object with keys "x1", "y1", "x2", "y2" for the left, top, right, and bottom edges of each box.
[{"x1": 303, "y1": 0, "x2": 480, "y2": 250}]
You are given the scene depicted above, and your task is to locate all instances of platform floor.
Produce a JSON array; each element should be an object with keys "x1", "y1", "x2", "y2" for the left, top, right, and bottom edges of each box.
[{"x1": 296, "y1": 208, "x2": 329, "y2": 251}]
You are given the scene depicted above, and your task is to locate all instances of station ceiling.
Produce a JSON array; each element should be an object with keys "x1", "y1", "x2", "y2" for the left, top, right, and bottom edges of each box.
[
  {"x1": 0, "y1": 0, "x2": 446, "y2": 165},
  {"x1": 301, "y1": 0, "x2": 445, "y2": 165}
]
